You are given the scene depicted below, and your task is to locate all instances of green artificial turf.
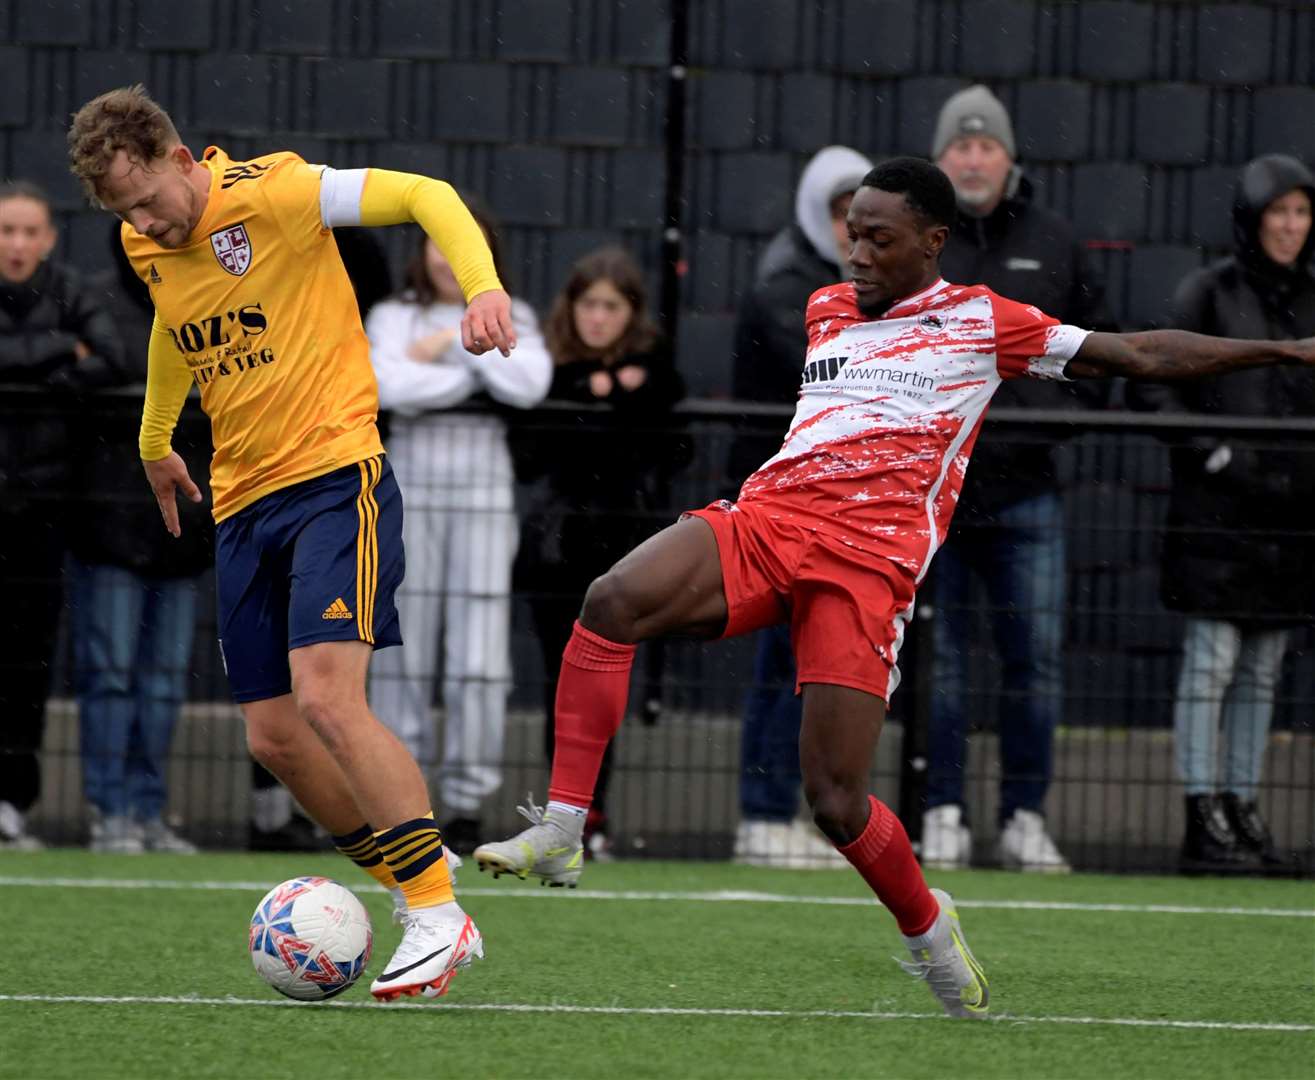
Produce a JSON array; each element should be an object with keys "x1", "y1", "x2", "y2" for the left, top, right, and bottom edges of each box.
[{"x1": 1, "y1": 851, "x2": 1311, "y2": 1079}]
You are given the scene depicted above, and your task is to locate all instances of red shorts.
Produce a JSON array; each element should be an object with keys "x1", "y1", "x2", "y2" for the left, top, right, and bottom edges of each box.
[{"x1": 686, "y1": 500, "x2": 917, "y2": 702}]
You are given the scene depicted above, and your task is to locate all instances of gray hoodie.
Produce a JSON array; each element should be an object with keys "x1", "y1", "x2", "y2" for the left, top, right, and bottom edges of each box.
[
  {"x1": 792, "y1": 145, "x2": 875, "y2": 269},
  {"x1": 728, "y1": 146, "x2": 873, "y2": 485}
]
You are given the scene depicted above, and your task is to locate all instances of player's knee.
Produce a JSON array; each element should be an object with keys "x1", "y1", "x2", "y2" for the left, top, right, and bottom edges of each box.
[
  {"x1": 246, "y1": 727, "x2": 297, "y2": 778},
  {"x1": 579, "y1": 570, "x2": 643, "y2": 644},
  {"x1": 294, "y1": 688, "x2": 354, "y2": 755},
  {"x1": 806, "y1": 781, "x2": 866, "y2": 846}
]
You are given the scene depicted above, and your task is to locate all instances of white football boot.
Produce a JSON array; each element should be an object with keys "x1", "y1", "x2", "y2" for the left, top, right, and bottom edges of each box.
[
  {"x1": 899, "y1": 888, "x2": 990, "y2": 1019},
  {"x1": 370, "y1": 904, "x2": 483, "y2": 1002},
  {"x1": 473, "y1": 795, "x2": 584, "y2": 887}
]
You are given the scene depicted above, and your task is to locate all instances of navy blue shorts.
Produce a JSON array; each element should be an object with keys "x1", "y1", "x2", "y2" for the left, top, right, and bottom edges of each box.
[{"x1": 215, "y1": 455, "x2": 404, "y2": 703}]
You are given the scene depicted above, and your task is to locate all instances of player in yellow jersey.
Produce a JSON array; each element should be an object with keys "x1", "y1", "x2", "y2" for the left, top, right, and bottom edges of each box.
[{"x1": 67, "y1": 84, "x2": 509, "y2": 1002}]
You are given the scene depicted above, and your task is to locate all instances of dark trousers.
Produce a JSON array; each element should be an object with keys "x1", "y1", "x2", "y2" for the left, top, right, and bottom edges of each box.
[
  {"x1": 0, "y1": 508, "x2": 65, "y2": 812},
  {"x1": 739, "y1": 624, "x2": 803, "y2": 821},
  {"x1": 926, "y1": 494, "x2": 1064, "y2": 825}
]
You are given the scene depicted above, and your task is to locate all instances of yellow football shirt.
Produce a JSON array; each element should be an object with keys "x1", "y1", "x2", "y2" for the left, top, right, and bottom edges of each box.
[{"x1": 123, "y1": 146, "x2": 383, "y2": 521}]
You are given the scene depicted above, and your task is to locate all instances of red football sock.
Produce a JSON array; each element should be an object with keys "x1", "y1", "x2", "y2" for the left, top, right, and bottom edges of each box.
[
  {"x1": 547, "y1": 621, "x2": 637, "y2": 807},
  {"x1": 838, "y1": 795, "x2": 940, "y2": 936}
]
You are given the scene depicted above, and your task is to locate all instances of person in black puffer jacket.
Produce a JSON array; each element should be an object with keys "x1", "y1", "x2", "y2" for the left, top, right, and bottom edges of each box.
[
  {"x1": 65, "y1": 221, "x2": 215, "y2": 853},
  {"x1": 1128, "y1": 154, "x2": 1315, "y2": 874},
  {"x1": 0, "y1": 181, "x2": 123, "y2": 849}
]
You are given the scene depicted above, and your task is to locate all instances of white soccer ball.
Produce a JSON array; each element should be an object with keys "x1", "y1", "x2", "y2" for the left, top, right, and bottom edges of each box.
[{"x1": 248, "y1": 876, "x2": 373, "y2": 1000}]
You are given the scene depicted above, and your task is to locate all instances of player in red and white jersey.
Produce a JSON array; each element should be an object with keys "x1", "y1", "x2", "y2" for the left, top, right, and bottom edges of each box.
[
  {"x1": 475, "y1": 158, "x2": 1315, "y2": 1018},
  {"x1": 739, "y1": 277, "x2": 1087, "y2": 588}
]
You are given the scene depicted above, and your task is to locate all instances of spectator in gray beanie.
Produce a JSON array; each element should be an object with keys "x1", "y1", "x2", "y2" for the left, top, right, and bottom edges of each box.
[
  {"x1": 931, "y1": 83, "x2": 1016, "y2": 166},
  {"x1": 920, "y1": 84, "x2": 1116, "y2": 875}
]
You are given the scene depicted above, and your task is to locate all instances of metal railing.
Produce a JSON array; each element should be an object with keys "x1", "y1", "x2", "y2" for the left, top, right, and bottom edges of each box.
[{"x1": 3, "y1": 387, "x2": 1311, "y2": 873}]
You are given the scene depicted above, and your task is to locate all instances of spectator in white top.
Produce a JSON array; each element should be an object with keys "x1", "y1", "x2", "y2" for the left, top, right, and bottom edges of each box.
[{"x1": 366, "y1": 201, "x2": 552, "y2": 855}]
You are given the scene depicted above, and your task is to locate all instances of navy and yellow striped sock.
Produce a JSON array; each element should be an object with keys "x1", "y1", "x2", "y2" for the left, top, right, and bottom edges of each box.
[
  {"x1": 374, "y1": 812, "x2": 454, "y2": 910},
  {"x1": 332, "y1": 823, "x2": 400, "y2": 892}
]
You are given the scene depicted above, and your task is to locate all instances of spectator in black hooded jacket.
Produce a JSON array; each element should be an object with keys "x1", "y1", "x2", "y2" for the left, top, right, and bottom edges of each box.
[
  {"x1": 726, "y1": 145, "x2": 872, "y2": 870},
  {"x1": 922, "y1": 85, "x2": 1117, "y2": 875},
  {"x1": 66, "y1": 222, "x2": 214, "y2": 854},
  {"x1": 1129, "y1": 154, "x2": 1315, "y2": 874},
  {"x1": 0, "y1": 181, "x2": 123, "y2": 849}
]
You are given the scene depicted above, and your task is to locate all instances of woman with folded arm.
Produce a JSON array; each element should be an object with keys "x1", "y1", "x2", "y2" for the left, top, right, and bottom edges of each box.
[{"x1": 366, "y1": 202, "x2": 552, "y2": 855}]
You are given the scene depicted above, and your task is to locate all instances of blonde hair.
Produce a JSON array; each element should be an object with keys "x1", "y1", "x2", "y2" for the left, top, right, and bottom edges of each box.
[{"x1": 67, "y1": 84, "x2": 180, "y2": 204}]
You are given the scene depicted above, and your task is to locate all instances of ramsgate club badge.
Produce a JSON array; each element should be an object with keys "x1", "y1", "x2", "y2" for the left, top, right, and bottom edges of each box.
[{"x1": 210, "y1": 223, "x2": 252, "y2": 276}]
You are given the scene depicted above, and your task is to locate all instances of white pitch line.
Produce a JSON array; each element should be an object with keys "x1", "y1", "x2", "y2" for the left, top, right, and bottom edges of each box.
[
  {"x1": 0, "y1": 993, "x2": 1310, "y2": 1033},
  {"x1": 0, "y1": 875, "x2": 1310, "y2": 919}
]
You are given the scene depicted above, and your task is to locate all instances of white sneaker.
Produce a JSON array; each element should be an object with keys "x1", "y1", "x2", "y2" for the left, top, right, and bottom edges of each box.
[
  {"x1": 0, "y1": 800, "x2": 43, "y2": 851},
  {"x1": 140, "y1": 818, "x2": 198, "y2": 855},
  {"x1": 586, "y1": 830, "x2": 616, "y2": 863},
  {"x1": 369, "y1": 904, "x2": 483, "y2": 1001},
  {"x1": 734, "y1": 820, "x2": 797, "y2": 868},
  {"x1": 996, "y1": 809, "x2": 1070, "y2": 873},
  {"x1": 733, "y1": 819, "x2": 846, "y2": 869},
  {"x1": 920, "y1": 805, "x2": 971, "y2": 870},
  {"x1": 788, "y1": 819, "x2": 847, "y2": 867},
  {"x1": 90, "y1": 814, "x2": 145, "y2": 854},
  {"x1": 899, "y1": 888, "x2": 990, "y2": 1019}
]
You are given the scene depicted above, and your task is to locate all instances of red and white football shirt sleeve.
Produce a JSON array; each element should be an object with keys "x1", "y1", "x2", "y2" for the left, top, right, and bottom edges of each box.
[
  {"x1": 988, "y1": 291, "x2": 1091, "y2": 382},
  {"x1": 803, "y1": 284, "x2": 856, "y2": 351}
]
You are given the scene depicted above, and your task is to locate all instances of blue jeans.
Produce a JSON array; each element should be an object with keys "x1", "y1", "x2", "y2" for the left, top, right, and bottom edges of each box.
[
  {"x1": 1174, "y1": 618, "x2": 1288, "y2": 802},
  {"x1": 739, "y1": 624, "x2": 803, "y2": 822},
  {"x1": 70, "y1": 561, "x2": 198, "y2": 820},
  {"x1": 926, "y1": 494, "x2": 1065, "y2": 825}
]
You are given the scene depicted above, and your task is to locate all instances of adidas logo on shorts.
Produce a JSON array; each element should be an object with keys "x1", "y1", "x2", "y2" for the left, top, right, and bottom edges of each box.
[{"x1": 322, "y1": 597, "x2": 353, "y2": 620}]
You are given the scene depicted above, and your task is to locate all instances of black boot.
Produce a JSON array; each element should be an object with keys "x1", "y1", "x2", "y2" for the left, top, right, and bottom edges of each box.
[
  {"x1": 1220, "y1": 793, "x2": 1291, "y2": 870},
  {"x1": 1180, "y1": 794, "x2": 1257, "y2": 874}
]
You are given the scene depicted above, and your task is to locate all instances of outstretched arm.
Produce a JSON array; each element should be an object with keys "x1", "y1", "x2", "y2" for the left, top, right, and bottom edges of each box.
[
  {"x1": 1065, "y1": 330, "x2": 1311, "y2": 380},
  {"x1": 319, "y1": 166, "x2": 516, "y2": 357}
]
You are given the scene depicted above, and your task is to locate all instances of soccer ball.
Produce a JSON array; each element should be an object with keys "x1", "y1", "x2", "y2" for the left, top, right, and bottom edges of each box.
[{"x1": 249, "y1": 876, "x2": 373, "y2": 1000}]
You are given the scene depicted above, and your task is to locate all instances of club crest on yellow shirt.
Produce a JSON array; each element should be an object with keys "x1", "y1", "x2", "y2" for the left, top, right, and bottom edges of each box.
[{"x1": 211, "y1": 223, "x2": 253, "y2": 276}]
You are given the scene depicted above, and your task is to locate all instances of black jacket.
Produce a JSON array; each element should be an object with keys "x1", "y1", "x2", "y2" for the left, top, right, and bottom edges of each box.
[
  {"x1": 515, "y1": 339, "x2": 685, "y2": 589},
  {"x1": 727, "y1": 224, "x2": 836, "y2": 489},
  {"x1": 940, "y1": 172, "x2": 1117, "y2": 519},
  {"x1": 0, "y1": 260, "x2": 124, "y2": 510},
  {"x1": 1127, "y1": 154, "x2": 1315, "y2": 623},
  {"x1": 68, "y1": 233, "x2": 214, "y2": 578},
  {"x1": 541, "y1": 339, "x2": 685, "y2": 511},
  {"x1": 725, "y1": 145, "x2": 874, "y2": 491}
]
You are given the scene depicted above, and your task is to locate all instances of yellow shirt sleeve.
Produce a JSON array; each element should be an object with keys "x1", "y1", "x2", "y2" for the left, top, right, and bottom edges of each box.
[
  {"x1": 263, "y1": 155, "x2": 330, "y2": 254},
  {"x1": 358, "y1": 169, "x2": 503, "y2": 302},
  {"x1": 139, "y1": 314, "x2": 194, "y2": 461}
]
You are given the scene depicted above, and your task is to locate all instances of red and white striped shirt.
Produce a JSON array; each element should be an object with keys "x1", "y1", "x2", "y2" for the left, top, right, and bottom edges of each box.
[{"x1": 737, "y1": 278, "x2": 1090, "y2": 581}]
